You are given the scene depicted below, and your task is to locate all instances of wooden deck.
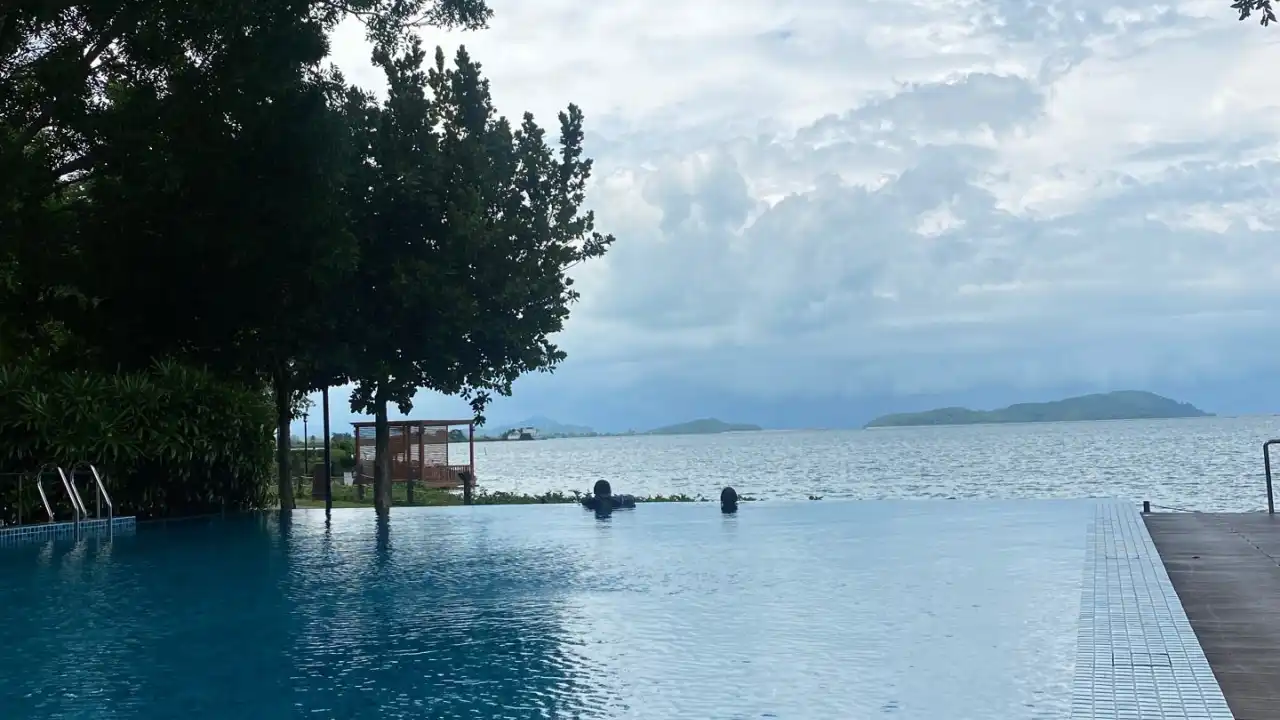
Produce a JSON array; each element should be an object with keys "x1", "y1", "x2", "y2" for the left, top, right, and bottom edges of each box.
[{"x1": 1144, "y1": 512, "x2": 1280, "y2": 720}]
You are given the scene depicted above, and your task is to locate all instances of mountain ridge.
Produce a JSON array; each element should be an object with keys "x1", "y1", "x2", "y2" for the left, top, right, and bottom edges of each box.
[
  {"x1": 646, "y1": 418, "x2": 763, "y2": 435},
  {"x1": 864, "y1": 391, "x2": 1211, "y2": 428}
]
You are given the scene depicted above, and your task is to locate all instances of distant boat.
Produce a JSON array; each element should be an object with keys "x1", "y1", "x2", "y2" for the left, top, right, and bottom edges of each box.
[{"x1": 502, "y1": 427, "x2": 538, "y2": 441}]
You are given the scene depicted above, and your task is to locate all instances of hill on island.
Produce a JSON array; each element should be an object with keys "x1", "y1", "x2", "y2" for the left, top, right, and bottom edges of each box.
[
  {"x1": 864, "y1": 391, "x2": 1211, "y2": 428},
  {"x1": 647, "y1": 418, "x2": 763, "y2": 435}
]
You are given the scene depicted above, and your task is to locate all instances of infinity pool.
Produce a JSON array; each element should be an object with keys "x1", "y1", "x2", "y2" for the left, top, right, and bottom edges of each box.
[{"x1": 1, "y1": 501, "x2": 1098, "y2": 718}]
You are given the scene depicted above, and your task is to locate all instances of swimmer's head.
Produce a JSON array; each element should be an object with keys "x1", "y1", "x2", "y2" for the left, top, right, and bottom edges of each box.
[
  {"x1": 593, "y1": 479, "x2": 612, "y2": 498},
  {"x1": 720, "y1": 486, "x2": 739, "y2": 513}
]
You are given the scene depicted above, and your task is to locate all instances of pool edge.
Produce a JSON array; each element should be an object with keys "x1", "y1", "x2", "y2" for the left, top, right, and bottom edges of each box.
[
  {"x1": 1069, "y1": 501, "x2": 1233, "y2": 719},
  {"x1": 0, "y1": 516, "x2": 137, "y2": 547}
]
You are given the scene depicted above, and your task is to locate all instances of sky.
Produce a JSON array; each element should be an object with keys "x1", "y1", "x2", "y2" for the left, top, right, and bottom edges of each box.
[{"x1": 298, "y1": 0, "x2": 1280, "y2": 436}]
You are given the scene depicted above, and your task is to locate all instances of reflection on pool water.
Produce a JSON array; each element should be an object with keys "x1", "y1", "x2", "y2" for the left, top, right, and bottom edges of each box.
[{"x1": 0, "y1": 500, "x2": 1093, "y2": 719}]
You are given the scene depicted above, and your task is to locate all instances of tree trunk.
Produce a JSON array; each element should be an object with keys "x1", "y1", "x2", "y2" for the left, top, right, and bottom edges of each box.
[
  {"x1": 373, "y1": 394, "x2": 391, "y2": 515},
  {"x1": 274, "y1": 374, "x2": 295, "y2": 511}
]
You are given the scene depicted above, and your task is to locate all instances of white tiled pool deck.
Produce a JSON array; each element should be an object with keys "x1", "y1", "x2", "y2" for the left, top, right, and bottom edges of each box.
[{"x1": 1072, "y1": 501, "x2": 1233, "y2": 719}]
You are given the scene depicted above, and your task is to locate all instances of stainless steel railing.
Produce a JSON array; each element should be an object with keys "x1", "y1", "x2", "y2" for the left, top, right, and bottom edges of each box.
[
  {"x1": 67, "y1": 462, "x2": 114, "y2": 536},
  {"x1": 90, "y1": 465, "x2": 113, "y2": 523},
  {"x1": 56, "y1": 465, "x2": 83, "y2": 532},
  {"x1": 33, "y1": 472, "x2": 54, "y2": 522},
  {"x1": 26, "y1": 463, "x2": 116, "y2": 537},
  {"x1": 1, "y1": 471, "x2": 51, "y2": 525},
  {"x1": 33, "y1": 464, "x2": 71, "y2": 529},
  {"x1": 1265, "y1": 439, "x2": 1279, "y2": 515}
]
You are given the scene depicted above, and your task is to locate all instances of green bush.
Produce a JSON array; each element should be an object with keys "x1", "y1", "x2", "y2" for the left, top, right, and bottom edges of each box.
[{"x1": 0, "y1": 360, "x2": 275, "y2": 523}]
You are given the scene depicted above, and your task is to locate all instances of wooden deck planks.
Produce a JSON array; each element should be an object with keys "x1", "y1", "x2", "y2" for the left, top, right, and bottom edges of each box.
[{"x1": 1144, "y1": 512, "x2": 1280, "y2": 720}]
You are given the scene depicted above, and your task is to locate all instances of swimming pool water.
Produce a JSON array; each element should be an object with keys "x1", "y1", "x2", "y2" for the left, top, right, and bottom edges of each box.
[{"x1": 0, "y1": 500, "x2": 1096, "y2": 719}]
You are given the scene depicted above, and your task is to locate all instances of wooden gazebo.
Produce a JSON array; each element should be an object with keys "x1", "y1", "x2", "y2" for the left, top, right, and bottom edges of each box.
[{"x1": 351, "y1": 419, "x2": 476, "y2": 502}]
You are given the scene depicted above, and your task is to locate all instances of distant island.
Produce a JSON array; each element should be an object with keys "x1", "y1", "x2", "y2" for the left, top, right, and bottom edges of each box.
[
  {"x1": 864, "y1": 391, "x2": 1211, "y2": 428},
  {"x1": 646, "y1": 418, "x2": 762, "y2": 435}
]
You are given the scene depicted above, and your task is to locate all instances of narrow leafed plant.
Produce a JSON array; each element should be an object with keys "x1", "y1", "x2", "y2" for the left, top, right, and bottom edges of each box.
[{"x1": 0, "y1": 360, "x2": 275, "y2": 524}]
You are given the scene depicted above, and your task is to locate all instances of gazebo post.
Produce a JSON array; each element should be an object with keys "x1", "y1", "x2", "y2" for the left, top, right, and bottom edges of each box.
[
  {"x1": 398, "y1": 421, "x2": 409, "y2": 505},
  {"x1": 415, "y1": 421, "x2": 425, "y2": 504},
  {"x1": 355, "y1": 424, "x2": 365, "y2": 501},
  {"x1": 465, "y1": 422, "x2": 475, "y2": 506}
]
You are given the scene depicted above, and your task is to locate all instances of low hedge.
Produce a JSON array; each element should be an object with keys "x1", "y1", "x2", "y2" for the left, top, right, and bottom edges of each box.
[{"x1": 0, "y1": 360, "x2": 274, "y2": 523}]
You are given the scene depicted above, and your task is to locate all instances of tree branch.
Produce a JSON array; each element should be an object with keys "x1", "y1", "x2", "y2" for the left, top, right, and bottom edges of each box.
[
  {"x1": 15, "y1": 18, "x2": 124, "y2": 151},
  {"x1": 1231, "y1": 0, "x2": 1277, "y2": 25}
]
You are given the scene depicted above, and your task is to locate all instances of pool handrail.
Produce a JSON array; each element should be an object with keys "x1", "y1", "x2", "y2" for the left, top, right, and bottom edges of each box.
[
  {"x1": 90, "y1": 464, "x2": 113, "y2": 523},
  {"x1": 56, "y1": 466, "x2": 84, "y2": 533},
  {"x1": 34, "y1": 464, "x2": 71, "y2": 526},
  {"x1": 61, "y1": 466, "x2": 88, "y2": 516},
  {"x1": 17, "y1": 464, "x2": 116, "y2": 535},
  {"x1": 33, "y1": 473, "x2": 54, "y2": 522},
  {"x1": 1266, "y1": 439, "x2": 1280, "y2": 515},
  {"x1": 68, "y1": 462, "x2": 114, "y2": 525}
]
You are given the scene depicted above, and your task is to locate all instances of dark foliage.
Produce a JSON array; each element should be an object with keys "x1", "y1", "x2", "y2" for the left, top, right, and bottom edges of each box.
[
  {"x1": 0, "y1": 360, "x2": 274, "y2": 524},
  {"x1": 1230, "y1": 0, "x2": 1277, "y2": 25},
  {"x1": 0, "y1": 0, "x2": 614, "y2": 520},
  {"x1": 340, "y1": 39, "x2": 614, "y2": 512}
]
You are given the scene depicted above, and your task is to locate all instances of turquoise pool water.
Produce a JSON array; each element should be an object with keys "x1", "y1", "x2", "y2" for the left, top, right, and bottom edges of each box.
[{"x1": 0, "y1": 501, "x2": 1092, "y2": 719}]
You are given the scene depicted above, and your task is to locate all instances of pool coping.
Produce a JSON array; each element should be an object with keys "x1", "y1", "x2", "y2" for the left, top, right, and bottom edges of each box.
[
  {"x1": 1071, "y1": 501, "x2": 1233, "y2": 719},
  {"x1": 0, "y1": 516, "x2": 137, "y2": 547}
]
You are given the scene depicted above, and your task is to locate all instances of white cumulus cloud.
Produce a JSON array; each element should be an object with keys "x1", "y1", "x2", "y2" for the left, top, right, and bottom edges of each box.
[{"x1": 313, "y1": 0, "x2": 1280, "y2": 431}]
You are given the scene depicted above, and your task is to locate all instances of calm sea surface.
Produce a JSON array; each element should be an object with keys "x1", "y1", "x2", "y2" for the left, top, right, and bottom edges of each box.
[{"x1": 466, "y1": 416, "x2": 1280, "y2": 512}]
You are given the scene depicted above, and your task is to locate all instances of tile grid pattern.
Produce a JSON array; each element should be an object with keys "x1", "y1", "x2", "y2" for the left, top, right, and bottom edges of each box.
[
  {"x1": 0, "y1": 516, "x2": 136, "y2": 547},
  {"x1": 1071, "y1": 501, "x2": 1233, "y2": 719}
]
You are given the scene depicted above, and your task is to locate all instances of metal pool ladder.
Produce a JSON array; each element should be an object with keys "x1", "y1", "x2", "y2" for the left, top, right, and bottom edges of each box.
[{"x1": 33, "y1": 463, "x2": 115, "y2": 538}]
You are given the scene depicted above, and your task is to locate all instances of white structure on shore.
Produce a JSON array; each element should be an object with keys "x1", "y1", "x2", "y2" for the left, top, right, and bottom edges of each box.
[{"x1": 502, "y1": 427, "x2": 538, "y2": 441}]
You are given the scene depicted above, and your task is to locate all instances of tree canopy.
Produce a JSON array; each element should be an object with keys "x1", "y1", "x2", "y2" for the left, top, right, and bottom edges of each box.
[
  {"x1": 342, "y1": 38, "x2": 613, "y2": 511},
  {"x1": 0, "y1": 0, "x2": 614, "y2": 517}
]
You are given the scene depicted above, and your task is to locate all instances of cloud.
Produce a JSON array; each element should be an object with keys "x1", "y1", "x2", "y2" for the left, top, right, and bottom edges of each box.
[{"x1": 311, "y1": 0, "x2": 1280, "y2": 433}]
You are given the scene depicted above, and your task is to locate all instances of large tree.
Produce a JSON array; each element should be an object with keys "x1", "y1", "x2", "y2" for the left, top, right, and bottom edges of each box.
[
  {"x1": 2, "y1": 1, "x2": 360, "y2": 509},
  {"x1": 343, "y1": 39, "x2": 614, "y2": 513},
  {"x1": 0, "y1": 0, "x2": 491, "y2": 508}
]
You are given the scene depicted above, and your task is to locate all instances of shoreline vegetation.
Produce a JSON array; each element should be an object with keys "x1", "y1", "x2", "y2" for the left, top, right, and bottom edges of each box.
[
  {"x1": 287, "y1": 485, "x2": 759, "y2": 509},
  {"x1": 864, "y1": 391, "x2": 1211, "y2": 429}
]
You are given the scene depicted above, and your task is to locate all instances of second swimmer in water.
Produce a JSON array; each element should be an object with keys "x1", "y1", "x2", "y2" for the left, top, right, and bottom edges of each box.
[{"x1": 581, "y1": 479, "x2": 636, "y2": 514}]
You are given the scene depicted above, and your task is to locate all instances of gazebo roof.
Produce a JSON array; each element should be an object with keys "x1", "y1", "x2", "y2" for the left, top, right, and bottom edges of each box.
[{"x1": 350, "y1": 419, "x2": 472, "y2": 428}]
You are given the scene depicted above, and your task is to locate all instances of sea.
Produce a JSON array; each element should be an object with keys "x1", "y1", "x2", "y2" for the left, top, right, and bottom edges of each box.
[{"x1": 464, "y1": 415, "x2": 1280, "y2": 512}]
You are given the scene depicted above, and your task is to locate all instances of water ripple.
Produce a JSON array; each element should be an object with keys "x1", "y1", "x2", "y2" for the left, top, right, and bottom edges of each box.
[
  {"x1": 2, "y1": 418, "x2": 1271, "y2": 718},
  {"x1": 2, "y1": 500, "x2": 1092, "y2": 719}
]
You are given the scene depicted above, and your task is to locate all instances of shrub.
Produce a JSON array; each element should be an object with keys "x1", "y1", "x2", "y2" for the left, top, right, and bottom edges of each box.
[{"x1": 0, "y1": 360, "x2": 274, "y2": 523}]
